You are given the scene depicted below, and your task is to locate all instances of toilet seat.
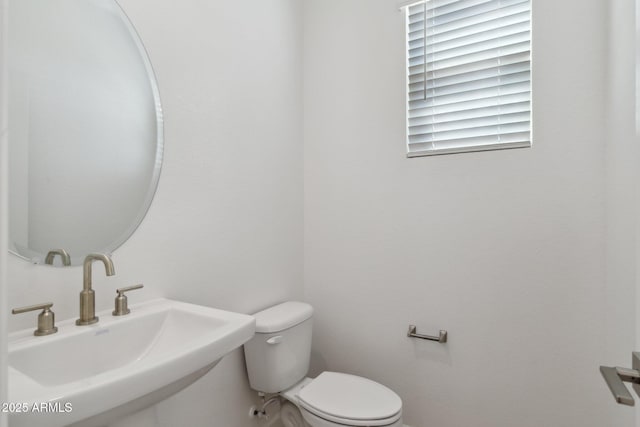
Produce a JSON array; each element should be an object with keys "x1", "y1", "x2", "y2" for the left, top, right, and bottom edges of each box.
[{"x1": 297, "y1": 372, "x2": 402, "y2": 427}]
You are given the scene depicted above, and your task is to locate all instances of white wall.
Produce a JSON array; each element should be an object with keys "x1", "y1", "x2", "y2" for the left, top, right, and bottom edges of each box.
[
  {"x1": 604, "y1": 0, "x2": 637, "y2": 426},
  {"x1": 0, "y1": 0, "x2": 9, "y2": 426},
  {"x1": 6, "y1": 0, "x2": 303, "y2": 426},
  {"x1": 303, "y1": 1, "x2": 625, "y2": 426}
]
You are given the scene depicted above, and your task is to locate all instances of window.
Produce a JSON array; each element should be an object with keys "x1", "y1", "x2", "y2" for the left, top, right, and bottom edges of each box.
[{"x1": 405, "y1": 0, "x2": 531, "y2": 157}]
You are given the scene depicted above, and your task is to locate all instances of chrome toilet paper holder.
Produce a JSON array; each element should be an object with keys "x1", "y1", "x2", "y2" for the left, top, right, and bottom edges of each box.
[{"x1": 407, "y1": 324, "x2": 447, "y2": 343}]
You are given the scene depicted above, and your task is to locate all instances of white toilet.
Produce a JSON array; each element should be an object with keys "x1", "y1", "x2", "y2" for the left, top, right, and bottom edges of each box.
[{"x1": 244, "y1": 301, "x2": 403, "y2": 427}]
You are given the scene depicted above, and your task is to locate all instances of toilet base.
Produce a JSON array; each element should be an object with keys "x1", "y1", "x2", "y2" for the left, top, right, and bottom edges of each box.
[
  {"x1": 281, "y1": 401, "x2": 310, "y2": 427},
  {"x1": 300, "y1": 407, "x2": 403, "y2": 427}
]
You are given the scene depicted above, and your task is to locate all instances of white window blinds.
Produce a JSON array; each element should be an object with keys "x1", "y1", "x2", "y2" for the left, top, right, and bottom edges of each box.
[{"x1": 405, "y1": 0, "x2": 531, "y2": 157}]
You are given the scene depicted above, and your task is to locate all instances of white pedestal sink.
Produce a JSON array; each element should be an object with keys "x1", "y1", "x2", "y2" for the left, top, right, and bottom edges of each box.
[{"x1": 7, "y1": 298, "x2": 255, "y2": 427}]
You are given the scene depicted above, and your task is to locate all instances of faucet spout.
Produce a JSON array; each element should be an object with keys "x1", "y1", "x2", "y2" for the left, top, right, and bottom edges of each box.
[
  {"x1": 44, "y1": 248, "x2": 71, "y2": 266},
  {"x1": 83, "y1": 253, "x2": 115, "y2": 291},
  {"x1": 76, "y1": 253, "x2": 115, "y2": 326}
]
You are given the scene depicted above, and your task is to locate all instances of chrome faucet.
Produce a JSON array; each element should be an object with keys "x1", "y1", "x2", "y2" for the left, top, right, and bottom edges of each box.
[{"x1": 76, "y1": 253, "x2": 115, "y2": 325}]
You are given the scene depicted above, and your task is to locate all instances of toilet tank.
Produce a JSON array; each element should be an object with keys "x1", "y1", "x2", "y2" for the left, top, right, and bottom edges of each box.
[{"x1": 244, "y1": 301, "x2": 313, "y2": 393}]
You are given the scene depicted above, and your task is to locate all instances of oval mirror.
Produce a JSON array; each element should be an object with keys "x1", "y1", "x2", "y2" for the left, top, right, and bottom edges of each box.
[{"x1": 8, "y1": 0, "x2": 163, "y2": 266}]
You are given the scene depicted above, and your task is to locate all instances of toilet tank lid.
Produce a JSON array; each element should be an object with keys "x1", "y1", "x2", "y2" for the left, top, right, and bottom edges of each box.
[{"x1": 253, "y1": 301, "x2": 313, "y2": 333}]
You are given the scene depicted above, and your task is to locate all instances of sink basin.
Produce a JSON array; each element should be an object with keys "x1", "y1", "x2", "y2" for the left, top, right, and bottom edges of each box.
[{"x1": 8, "y1": 298, "x2": 255, "y2": 427}]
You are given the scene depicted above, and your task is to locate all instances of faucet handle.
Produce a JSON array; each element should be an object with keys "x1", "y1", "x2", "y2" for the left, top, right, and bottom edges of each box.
[
  {"x1": 113, "y1": 284, "x2": 144, "y2": 316},
  {"x1": 12, "y1": 302, "x2": 58, "y2": 336}
]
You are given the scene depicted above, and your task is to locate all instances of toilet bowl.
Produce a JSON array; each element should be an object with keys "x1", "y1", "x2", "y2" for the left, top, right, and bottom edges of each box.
[
  {"x1": 243, "y1": 302, "x2": 403, "y2": 427},
  {"x1": 294, "y1": 372, "x2": 402, "y2": 427},
  {"x1": 281, "y1": 401, "x2": 308, "y2": 427}
]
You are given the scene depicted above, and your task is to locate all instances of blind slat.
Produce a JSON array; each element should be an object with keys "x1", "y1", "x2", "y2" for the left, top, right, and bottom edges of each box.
[
  {"x1": 409, "y1": 71, "x2": 530, "y2": 101},
  {"x1": 408, "y1": 37, "x2": 530, "y2": 70},
  {"x1": 408, "y1": 5, "x2": 529, "y2": 47},
  {"x1": 409, "y1": 51, "x2": 530, "y2": 81},
  {"x1": 409, "y1": 91, "x2": 530, "y2": 118},
  {"x1": 409, "y1": 61, "x2": 530, "y2": 88},
  {"x1": 408, "y1": 0, "x2": 529, "y2": 33},
  {"x1": 409, "y1": 121, "x2": 530, "y2": 143},
  {"x1": 409, "y1": 82, "x2": 530, "y2": 110},
  {"x1": 409, "y1": 111, "x2": 531, "y2": 133},
  {"x1": 408, "y1": 132, "x2": 530, "y2": 152},
  {"x1": 409, "y1": 29, "x2": 530, "y2": 62},
  {"x1": 409, "y1": 20, "x2": 530, "y2": 57},
  {"x1": 409, "y1": 100, "x2": 530, "y2": 126},
  {"x1": 409, "y1": 0, "x2": 528, "y2": 16}
]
